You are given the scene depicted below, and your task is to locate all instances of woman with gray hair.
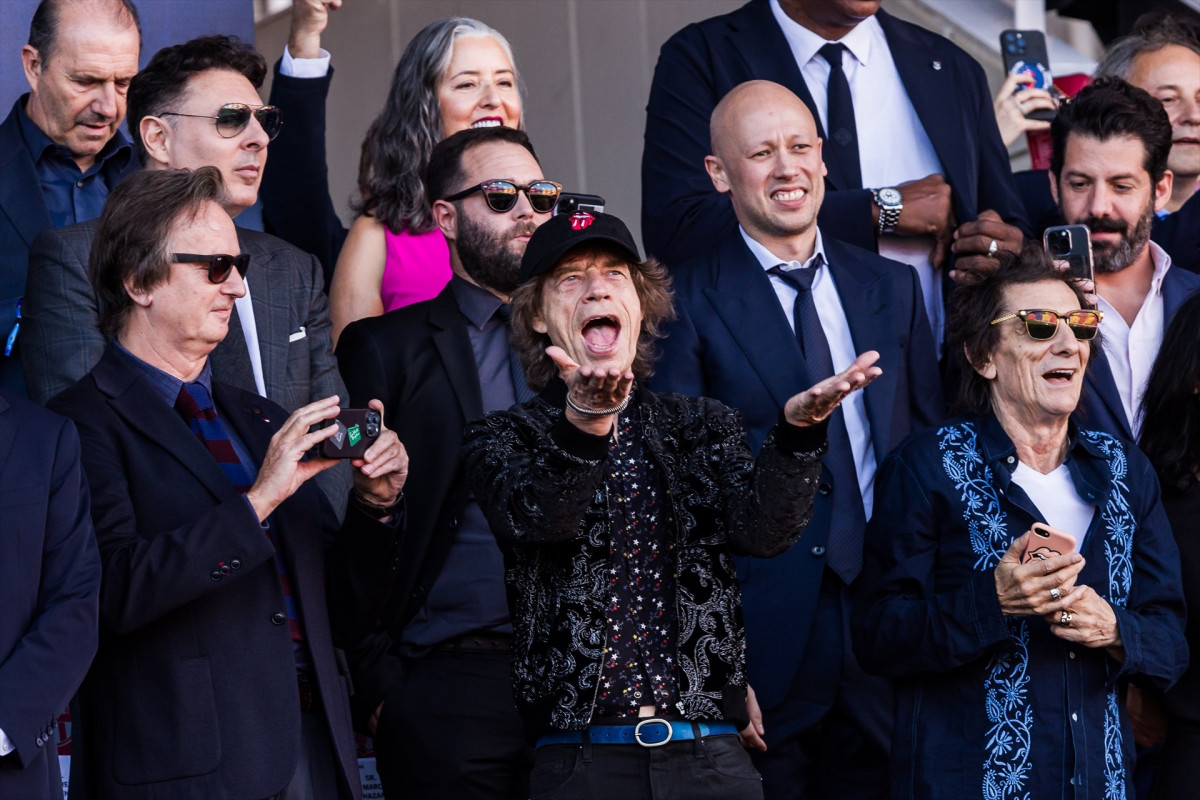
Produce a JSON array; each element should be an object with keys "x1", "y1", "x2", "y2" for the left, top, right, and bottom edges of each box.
[
  {"x1": 329, "y1": 17, "x2": 523, "y2": 341},
  {"x1": 852, "y1": 246, "x2": 1187, "y2": 799}
]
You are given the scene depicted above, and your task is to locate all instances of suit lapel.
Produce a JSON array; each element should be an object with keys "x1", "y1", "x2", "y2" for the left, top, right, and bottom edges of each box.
[
  {"x1": 0, "y1": 108, "x2": 53, "y2": 248},
  {"x1": 429, "y1": 287, "x2": 484, "y2": 422},
  {"x1": 1083, "y1": 348, "x2": 1131, "y2": 439},
  {"x1": 876, "y1": 10, "x2": 974, "y2": 216},
  {"x1": 825, "y1": 240, "x2": 897, "y2": 462},
  {"x1": 93, "y1": 347, "x2": 243, "y2": 502},
  {"x1": 706, "y1": 236, "x2": 813, "y2": 409}
]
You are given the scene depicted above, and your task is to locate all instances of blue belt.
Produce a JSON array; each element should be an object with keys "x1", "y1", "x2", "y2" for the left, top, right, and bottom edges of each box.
[{"x1": 537, "y1": 719, "x2": 739, "y2": 748}]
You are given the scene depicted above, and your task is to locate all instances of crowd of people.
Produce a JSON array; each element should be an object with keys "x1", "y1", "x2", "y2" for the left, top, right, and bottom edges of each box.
[{"x1": 1, "y1": 1, "x2": 1198, "y2": 799}]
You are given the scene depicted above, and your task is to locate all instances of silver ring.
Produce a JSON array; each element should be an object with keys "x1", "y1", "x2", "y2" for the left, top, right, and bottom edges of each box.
[
  {"x1": 1049, "y1": 587, "x2": 1061, "y2": 601},
  {"x1": 1059, "y1": 610, "x2": 1073, "y2": 628},
  {"x1": 987, "y1": 239, "x2": 999, "y2": 256}
]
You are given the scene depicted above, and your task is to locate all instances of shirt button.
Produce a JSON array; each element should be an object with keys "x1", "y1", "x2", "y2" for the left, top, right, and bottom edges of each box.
[
  {"x1": 1069, "y1": 651, "x2": 1076, "y2": 660},
  {"x1": 818, "y1": 483, "x2": 832, "y2": 497},
  {"x1": 1071, "y1": 712, "x2": 1078, "y2": 722},
  {"x1": 1006, "y1": 456, "x2": 1015, "y2": 464},
  {"x1": 811, "y1": 545, "x2": 826, "y2": 556},
  {"x1": 76, "y1": 180, "x2": 84, "y2": 188}
]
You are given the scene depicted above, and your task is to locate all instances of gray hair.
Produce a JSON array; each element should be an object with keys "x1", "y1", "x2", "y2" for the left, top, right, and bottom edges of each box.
[
  {"x1": 355, "y1": 18, "x2": 524, "y2": 234},
  {"x1": 1096, "y1": 14, "x2": 1200, "y2": 80}
]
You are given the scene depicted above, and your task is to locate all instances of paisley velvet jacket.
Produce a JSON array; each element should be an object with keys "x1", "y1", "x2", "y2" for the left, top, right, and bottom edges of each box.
[{"x1": 464, "y1": 383, "x2": 826, "y2": 734}]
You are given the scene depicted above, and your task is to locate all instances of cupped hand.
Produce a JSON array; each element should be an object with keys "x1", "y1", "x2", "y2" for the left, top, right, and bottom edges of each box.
[
  {"x1": 994, "y1": 531, "x2": 1085, "y2": 616},
  {"x1": 949, "y1": 210, "x2": 1025, "y2": 284},
  {"x1": 783, "y1": 350, "x2": 881, "y2": 427},
  {"x1": 351, "y1": 399, "x2": 408, "y2": 508},
  {"x1": 993, "y1": 73, "x2": 1057, "y2": 147},
  {"x1": 547, "y1": 345, "x2": 633, "y2": 435}
]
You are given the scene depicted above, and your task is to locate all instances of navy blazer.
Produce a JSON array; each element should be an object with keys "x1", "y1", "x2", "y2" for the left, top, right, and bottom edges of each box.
[
  {"x1": 641, "y1": 1, "x2": 1028, "y2": 267},
  {"x1": 0, "y1": 391, "x2": 99, "y2": 800},
  {"x1": 47, "y1": 346, "x2": 366, "y2": 799},
  {"x1": 1077, "y1": 261, "x2": 1200, "y2": 440},
  {"x1": 647, "y1": 232, "x2": 944, "y2": 710},
  {"x1": 0, "y1": 101, "x2": 136, "y2": 395}
]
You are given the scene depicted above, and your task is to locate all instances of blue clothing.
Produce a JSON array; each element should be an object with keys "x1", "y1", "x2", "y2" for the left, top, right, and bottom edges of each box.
[{"x1": 852, "y1": 414, "x2": 1187, "y2": 799}]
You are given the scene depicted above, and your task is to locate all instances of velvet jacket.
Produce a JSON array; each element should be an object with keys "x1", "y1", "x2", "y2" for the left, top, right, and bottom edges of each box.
[{"x1": 464, "y1": 383, "x2": 826, "y2": 735}]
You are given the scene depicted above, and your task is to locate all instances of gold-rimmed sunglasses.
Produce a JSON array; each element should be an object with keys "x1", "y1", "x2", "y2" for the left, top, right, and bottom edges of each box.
[{"x1": 989, "y1": 308, "x2": 1103, "y2": 341}]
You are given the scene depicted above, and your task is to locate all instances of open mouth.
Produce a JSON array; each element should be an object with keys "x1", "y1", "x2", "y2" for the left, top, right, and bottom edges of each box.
[
  {"x1": 472, "y1": 118, "x2": 503, "y2": 129},
  {"x1": 581, "y1": 314, "x2": 621, "y2": 354},
  {"x1": 1042, "y1": 368, "x2": 1076, "y2": 385},
  {"x1": 772, "y1": 188, "x2": 807, "y2": 203}
]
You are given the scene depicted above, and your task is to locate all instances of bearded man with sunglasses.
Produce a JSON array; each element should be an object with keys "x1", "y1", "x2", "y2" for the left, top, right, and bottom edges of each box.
[
  {"x1": 329, "y1": 126, "x2": 559, "y2": 800},
  {"x1": 46, "y1": 167, "x2": 411, "y2": 800},
  {"x1": 1049, "y1": 78, "x2": 1200, "y2": 441},
  {"x1": 21, "y1": 34, "x2": 350, "y2": 514}
]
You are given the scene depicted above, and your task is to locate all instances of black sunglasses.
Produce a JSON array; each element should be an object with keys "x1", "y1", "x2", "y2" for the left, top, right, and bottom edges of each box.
[
  {"x1": 173, "y1": 253, "x2": 251, "y2": 284},
  {"x1": 160, "y1": 103, "x2": 283, "y2": 141},
  {"x1": 990, "y1": 308, "x2": 1103, "y2": 341},
  {"x1": 443, "y1": 179, "x2": 563, "y2": 214}
]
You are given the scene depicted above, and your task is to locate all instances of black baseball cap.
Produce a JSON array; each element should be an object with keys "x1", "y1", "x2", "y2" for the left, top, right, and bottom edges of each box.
[{"x1": 518, "y1": 210, "x2": 641, "y2": 284}]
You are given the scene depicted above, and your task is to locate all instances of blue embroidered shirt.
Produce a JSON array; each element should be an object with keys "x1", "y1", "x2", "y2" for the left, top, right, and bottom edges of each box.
[{"x1": 852, "y1": 414, "x2": 1187, "y2": 800}]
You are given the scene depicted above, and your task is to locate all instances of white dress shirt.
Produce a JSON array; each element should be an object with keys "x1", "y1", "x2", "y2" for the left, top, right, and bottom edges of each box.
[
  {"x1": 741, "y1": 227, "x2": 878, "y2": 517},
  {"x1": 1096, "y1": 242, "x2": 1172, "y2": 438},
  {"x1": 770, "y1": 1, "x2": 947, "y2": 354}
]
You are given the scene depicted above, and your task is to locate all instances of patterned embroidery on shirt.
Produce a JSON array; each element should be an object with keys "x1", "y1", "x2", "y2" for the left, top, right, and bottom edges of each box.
[
  {"x1": 939, "y1": 423, "x2": 1032, "y2": 800},
  {"x1": 1082, "y1": 430, "x2": 1133, "y2": 800}
]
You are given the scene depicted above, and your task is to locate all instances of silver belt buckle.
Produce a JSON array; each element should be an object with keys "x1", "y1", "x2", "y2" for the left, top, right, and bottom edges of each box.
[{"x1": 633, "y1": 717, "x2": 673, "y2": 747}]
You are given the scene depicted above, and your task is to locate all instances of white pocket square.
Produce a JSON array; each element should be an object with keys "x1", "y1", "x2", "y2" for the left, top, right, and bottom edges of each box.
[{"x1": 289, "y1": 327, "x2": 307, "y2": 343}]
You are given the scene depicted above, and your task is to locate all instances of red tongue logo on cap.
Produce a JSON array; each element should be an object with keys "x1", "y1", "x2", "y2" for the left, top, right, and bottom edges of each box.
[{"x1": 569, "y1": 211, "x2": 595, "y2": 231}]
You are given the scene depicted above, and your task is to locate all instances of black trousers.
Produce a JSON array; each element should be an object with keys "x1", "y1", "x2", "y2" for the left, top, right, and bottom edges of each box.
[
  {"x1": 530, "y1": 734, "x2": 763, "y2": 800},
  {"x1": 751, "y1": 573, "x2": 891, "y2": 800},
  {"x1": 372, "y1": 647, "x2": 532, "y2": 800}
]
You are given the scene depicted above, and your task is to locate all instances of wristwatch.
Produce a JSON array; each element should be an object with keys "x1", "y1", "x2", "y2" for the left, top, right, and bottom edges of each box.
[{"x1": 871, "y1": 187, "x2": 903, "y2": 235}]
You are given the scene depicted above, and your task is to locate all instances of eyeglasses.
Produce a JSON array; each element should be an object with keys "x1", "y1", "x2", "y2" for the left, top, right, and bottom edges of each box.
[
  {"x1": 990, "y1": 308, "x2": 1103, "y2": 340},
  {"x1": 443, "y1": 179, "x2": 563, "y2": 214},
  {"x1": 159, "y1": 103, "x2": 283, "y2": 141},
  {"x1": 173, "y1": 253, "x2": 251, "y2": 284}
]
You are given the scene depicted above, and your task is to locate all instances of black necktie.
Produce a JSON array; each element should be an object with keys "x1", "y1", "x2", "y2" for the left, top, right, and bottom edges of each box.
[
  {"x1": 818, "y1": 42, "x2": 863, "y2": 190},
  {"x1": 496, "y1": 304, "x2": 536, "y2": 404},
  {"x1": 769, "y1": 265, "x2": 867, "y2": 583}
]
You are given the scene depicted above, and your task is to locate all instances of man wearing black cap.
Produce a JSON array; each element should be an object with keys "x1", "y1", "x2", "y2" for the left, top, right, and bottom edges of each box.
[
  {"x1": 462, "y1": 210, "x2": 881, "y2": 799},
  {"x1": 333, "y1": 126, "x2": 556, "y2": 800}
]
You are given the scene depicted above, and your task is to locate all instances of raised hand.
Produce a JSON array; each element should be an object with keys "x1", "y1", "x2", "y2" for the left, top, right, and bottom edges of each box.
[
  {"x1": 949, "y1": 209, "x2": 1025, "y2": 284},
  {"x1": 288, "y1": 0, "x2": 342, "y2": 59},
  {"x1": 783, "y1": 350, "x2": 881, "y2": 427},
  {"x1": 246, "y1": 395, "x2": 342, "y2": 522},
  {"x1": 547, "y1": 345, "x2": 633, "y2": 436}
]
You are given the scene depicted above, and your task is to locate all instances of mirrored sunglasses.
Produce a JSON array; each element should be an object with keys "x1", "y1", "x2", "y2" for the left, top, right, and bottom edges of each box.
[
  {"x1": 443, "y1": 179, "x2": 563, "y2": 214},
  {"x1": 160, "y1": 103, "x2": 283, "y2": 141},
  {"x1": 990, "y1": 308, "x2": 1103, "y2": 341},
  {"x1": 173, "y1": 253, "x2": 251, "y2": 284}
]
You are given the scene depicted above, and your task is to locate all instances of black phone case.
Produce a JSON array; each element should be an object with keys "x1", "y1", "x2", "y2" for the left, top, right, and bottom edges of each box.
[
  {"x1": 1000, "y1": 29, "x2": 1056, "y2": 122},
  {"x1": 320, "y1": 409, "x2": 381, "y2": 459}
]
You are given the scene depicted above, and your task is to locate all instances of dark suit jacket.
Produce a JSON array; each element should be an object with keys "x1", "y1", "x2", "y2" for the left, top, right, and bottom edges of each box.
[
  {"x1": 1076, "y1": 261, "x2": 1200, "y2": 439},
  {"x1": 262, "y1": 62, "x2": 348, "y2": 290},
  {"x1": 333, "y1": 285, "x2": 482, "y2": 728},
  {"x1": 46, "y1": 346, "x2": 372, "y2": 800},
  {"x1": 21, "y1": 218, "x2": 352, "y2": 512},
  {"x1": 641, "y1": 1, "x2": 1028, "y2": 266},
  {"x1": 647, "y1": 233, "x2": 943, "y2": 714},
  {"x1": 0, "y1": 390, "x2": 99, "y2": 800},
  {"x1": 0, "y1": 100, "x2": 137, "y2": 395}
]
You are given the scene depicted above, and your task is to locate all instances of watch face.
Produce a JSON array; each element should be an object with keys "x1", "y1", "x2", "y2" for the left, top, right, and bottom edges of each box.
[{"x1": 878, "y1": 187, "x2": 902, "y2": 206}]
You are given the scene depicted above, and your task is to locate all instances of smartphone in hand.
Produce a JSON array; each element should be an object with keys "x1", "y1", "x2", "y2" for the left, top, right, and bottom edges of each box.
[
  {"x1": 1044, "y1": 224, "x2": 1095, "y2": 284},
  {"x1": 1000, "y1": 29, "x2": 1057, "y2": 122},
  {"x1": 319, "y1": 408, "x2": 381, "y2": 459},
  {"x1": 1021, "y1": 521, "x2": 1078, "y2": 564}
]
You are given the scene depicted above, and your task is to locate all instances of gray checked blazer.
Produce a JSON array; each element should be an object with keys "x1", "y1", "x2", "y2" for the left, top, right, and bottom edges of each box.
[{"x1": 20, "y1": 219, "x2": 351, "y2": 511}]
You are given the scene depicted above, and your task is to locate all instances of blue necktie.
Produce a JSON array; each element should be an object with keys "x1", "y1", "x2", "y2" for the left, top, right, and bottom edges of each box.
[
  {"x1": 770, "y1": 265, "x2": 867, "y2": 582},
  {"x1": 819, "y1": 43, "x2": 863, "y2": 190},
  {"x1": 497, "y1": 304, "x2": 536, "y2": 404}
]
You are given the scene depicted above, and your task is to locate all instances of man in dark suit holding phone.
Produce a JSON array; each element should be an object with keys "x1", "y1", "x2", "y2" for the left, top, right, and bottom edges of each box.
[{"x1": 649, "y1": 80, "x2": 943, "y2": 800}]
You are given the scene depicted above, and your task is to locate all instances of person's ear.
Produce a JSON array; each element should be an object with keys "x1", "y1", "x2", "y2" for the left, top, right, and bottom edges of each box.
[
  {"x1": 140, "y1": 116, "x2": 173, "y2": 167},
  {"x1": 432, "y1": 199, "x2": 457, "y2": 240},
  {"x1": 20, "y1": 45, "x2": 42, "y2": 92},
  {"x1": 1153, "y1": 169, "x2": 1173, "y2": 214},
  {"x1": 705, "y1": 155, "x2": 731, "y2": 195},
  {"x1": 124, "y1": 278, "x2": 153, "y2": 308},
  {"x1": 966, "y1": 343, "x2": 997, "y2": 380}
]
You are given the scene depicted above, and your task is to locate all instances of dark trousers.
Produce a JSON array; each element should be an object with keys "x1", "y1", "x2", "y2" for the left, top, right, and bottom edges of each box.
[
  {"x1": 270, "y1": 706, "x2": 343, "y2": 800},
  {"x1": 530, "y1": 734, "x2": 763, "y2": 800},
  {"x1": 372, "y1": 647, "x2": 532, "y2": 800},
  {"x1": 752, "y1": 573, "x2": 891, "y2": 800}
]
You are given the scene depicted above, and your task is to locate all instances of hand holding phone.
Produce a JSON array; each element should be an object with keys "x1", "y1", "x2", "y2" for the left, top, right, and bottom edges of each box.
[
  {"x1": 1043, "y1": 224, "x2": 1095, "y2": 284},
  {"x1": 1000, "y1": 29, "x2": 1058, "y2": 122},
  {"x1": 320, "y1": 408, "x2": 381, "y2": 459}
]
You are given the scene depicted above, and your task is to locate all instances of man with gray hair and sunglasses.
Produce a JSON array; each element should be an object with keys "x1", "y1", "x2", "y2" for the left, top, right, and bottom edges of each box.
[{"x1": 21, "y1": 32, "x2": 350, "y2": 513}]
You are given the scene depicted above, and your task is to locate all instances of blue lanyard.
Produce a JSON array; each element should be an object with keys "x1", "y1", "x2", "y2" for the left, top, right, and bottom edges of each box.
[{"x1": 5, "y1": 298, "x2": 20, "y2": 357}]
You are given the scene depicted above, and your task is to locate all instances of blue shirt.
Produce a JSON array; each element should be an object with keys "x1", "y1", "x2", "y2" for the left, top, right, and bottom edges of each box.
[
  {"x1": 852, "y1": 414, "x2": 1187, "y2": 799},
  {"x1": 15, "y1": 94, "x2": 134, "y2": 229}
]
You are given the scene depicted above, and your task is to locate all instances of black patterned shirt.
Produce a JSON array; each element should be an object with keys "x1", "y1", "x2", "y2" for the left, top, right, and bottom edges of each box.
[{"x1": 593, "y1": 409, "x2": 681, "y2": 717}]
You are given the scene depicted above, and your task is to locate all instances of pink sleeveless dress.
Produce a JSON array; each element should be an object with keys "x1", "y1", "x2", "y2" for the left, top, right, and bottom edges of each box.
[{"x1": 380, "y1": 227, "x2": 452, "y2": 311}]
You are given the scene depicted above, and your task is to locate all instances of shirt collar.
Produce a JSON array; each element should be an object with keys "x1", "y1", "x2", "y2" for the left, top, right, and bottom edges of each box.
[
  {"x1": 1146, "y1": 240, "x2": 1173, "y2": 297},
  {"x1": 973, "y1": 411, "x2": 1110, "y2": 503},
  {"x1": 450, "y1": 273, "x2": 507, "y2": 330},
  {"x1": 111, "y1": 338, "x2": 213, "y2": 409},
  {"x1": 15, "y1": 93, "x2": 133, "y2": 175},
  {"x1": 769, "y1": 0, "x2": 877, "y2": 69},
  {"x1": 740, "y1": 225, "x2": 827, "y2": 273}
]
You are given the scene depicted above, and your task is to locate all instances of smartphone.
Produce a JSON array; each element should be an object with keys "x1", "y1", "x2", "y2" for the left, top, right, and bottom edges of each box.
[
  {"x1": 1043, "y1": 224, "x2": 1094, "y2": 283},
  {"x1": 555, "y1": 192, "x2": 606, "y2": 217},
  {"x1": 1000, "y1": 29, "x2": 1056, "y2": 122},
  {"x1": 1021, "y1": 522, "x2": 1078, "y2": 564},
  {"x1": 319, "y1": 408, "x2": 381, "y2": 459}
]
